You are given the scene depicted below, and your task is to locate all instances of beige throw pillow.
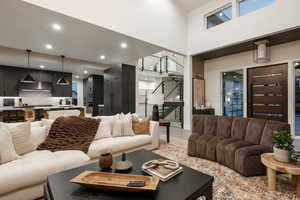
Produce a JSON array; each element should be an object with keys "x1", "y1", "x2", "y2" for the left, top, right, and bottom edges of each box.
[
  {"x1": 112, "y1": 113, "x2": 134, "y2": 137},
  {"x1": 132, "y1": 118, "x2": 150, "y2": 135},
  {"x1": 0, "y1": 124, "x2": 19, "y2": 164},
  {"x1": 9, "y1": 122, "x2": 36, "y2": 155},
  {"x1": 30, "y1": 125, "x2": 47, "y2": 147},
  {"x1": 42, "y1": 119, "x2": 55, "y2": 136},
  {"x1": 94, "y1": 120, "x2": 112, "y2": 140}
]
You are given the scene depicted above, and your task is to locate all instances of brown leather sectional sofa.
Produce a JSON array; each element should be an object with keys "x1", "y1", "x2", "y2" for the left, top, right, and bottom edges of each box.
[{"x1": 188, "y1": 115, "x2": 290, "y2": 177}]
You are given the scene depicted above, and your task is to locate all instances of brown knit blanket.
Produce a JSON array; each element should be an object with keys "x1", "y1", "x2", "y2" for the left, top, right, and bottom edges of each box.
[{"x1": 38, "y1": 116, "x2": 100, "y2": 153}]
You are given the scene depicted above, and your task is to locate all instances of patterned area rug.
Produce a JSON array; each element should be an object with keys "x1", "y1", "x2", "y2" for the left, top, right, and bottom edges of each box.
[{"x1": 153, "y1": 138, "x2": 296, "y2": 200}]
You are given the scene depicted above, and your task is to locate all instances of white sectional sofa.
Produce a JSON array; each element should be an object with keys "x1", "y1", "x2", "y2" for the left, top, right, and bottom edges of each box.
[{"x1": 0, "y1": 120, "x2": 160, "y2": 200}]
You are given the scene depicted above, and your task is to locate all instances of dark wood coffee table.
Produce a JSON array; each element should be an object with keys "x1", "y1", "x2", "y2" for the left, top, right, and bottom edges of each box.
[{"x1": 44, "y1": 149, "x2": 213, "y2": 200}]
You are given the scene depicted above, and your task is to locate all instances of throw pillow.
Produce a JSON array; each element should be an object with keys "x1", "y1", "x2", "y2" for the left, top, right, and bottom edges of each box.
[
  {"x1": 30, "y1": 126, "x2": 47, "y2": 148},
  {"x1": 112, "y1": 113, "x2": 134, "y2": 137},
  {"x1": 132, "y1": 118, "x2": 150, "y2": 135},
  {"x1": 9, "y1": 122, "x2": 36, "y2": 155},
  {"x1": 94, "y1": 120, "x2": 112, "y2": 140},
  {"x1": 0, "y1": 124, "x2": 19, "y2": 164},
  {"x1": 42, "y1": 119, "x2": 55, "y2": 136}
]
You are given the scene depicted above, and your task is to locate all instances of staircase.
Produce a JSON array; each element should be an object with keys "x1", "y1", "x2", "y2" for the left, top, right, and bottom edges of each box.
[{"x1": 138, "y1": 53, "x2": 184, "y2": 128}]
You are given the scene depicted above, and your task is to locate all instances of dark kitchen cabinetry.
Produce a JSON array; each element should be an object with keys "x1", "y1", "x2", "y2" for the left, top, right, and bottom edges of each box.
[
  {"x1": 104, "y1": 64, "x2": 136, "y2": 115},
  {"x1": 51, "y1": 72, "x2": 72, "y2": 97},
  {"x1": 0, "y1": 67, "x2": 23, "y2": 97},
  {"x1": 83, "y1": 75, "x2": 104, "y2": 116},
  {"x1": 0, "y1": 65, "x2": 72, "y2": 97}
]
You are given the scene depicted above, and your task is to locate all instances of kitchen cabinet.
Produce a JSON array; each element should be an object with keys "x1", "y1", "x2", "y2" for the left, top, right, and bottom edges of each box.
[
  {"x1": 3, "y1": 67, "x2": 22, "y2": 97},
  {"x1": 0, "y1": 68, "x2": 4, "y2": 96},
  {"x1": 0, "y1": 65, "x2": 72, "y2": 97}
]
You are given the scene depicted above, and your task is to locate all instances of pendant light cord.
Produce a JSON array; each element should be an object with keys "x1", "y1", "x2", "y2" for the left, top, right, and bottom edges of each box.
[
  {"x1": 61, "y1": 55, "x2": 65, "y2": 76},
  {"x1": 26, "y1": 49, "x2": 32, "y2": 69}
]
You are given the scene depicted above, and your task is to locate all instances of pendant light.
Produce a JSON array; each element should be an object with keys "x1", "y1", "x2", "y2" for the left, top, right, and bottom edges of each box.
[
  {"x1": 21, "y1": 49, "x2": 36, "y2": 83},
  {"x1": 57, "y1": 55, "x2": 69, "y2": 85}
]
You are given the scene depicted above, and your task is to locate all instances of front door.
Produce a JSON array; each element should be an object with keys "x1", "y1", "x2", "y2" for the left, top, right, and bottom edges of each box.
[{"x1": 247, "y1": 64, "x2": 288, "y2": 122}]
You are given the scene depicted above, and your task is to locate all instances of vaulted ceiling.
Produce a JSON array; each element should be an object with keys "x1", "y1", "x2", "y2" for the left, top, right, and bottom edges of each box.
[{"x1": 174, "y1": 0, "x2": 210, "y2": 11}]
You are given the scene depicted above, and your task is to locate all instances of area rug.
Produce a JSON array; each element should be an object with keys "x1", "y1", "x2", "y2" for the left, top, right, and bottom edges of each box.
[{"x1": 153, "y1": 138, "x2": 296, "y2": 200}]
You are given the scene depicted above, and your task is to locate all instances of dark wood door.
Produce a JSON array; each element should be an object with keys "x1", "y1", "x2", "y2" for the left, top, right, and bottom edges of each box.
[{"x1": 247, "y1": 63, "x2": 288, "y2": 122}]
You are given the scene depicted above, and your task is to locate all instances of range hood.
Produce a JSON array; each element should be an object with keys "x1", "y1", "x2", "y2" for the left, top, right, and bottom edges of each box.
[{"x1": 18, "y1": 81, "x2": 52, "y2": 92}]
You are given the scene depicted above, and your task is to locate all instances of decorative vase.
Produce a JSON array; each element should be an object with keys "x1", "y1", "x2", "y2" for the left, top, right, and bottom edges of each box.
[
  {"x1": 273, "y1": 146, "x2": 290, "y2": 162},
  {"x1": 99, "y1": 152, "x2": 113, "y2": 170}
]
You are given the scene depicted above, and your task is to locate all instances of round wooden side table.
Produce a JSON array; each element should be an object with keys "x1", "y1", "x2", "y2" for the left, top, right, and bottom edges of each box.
[{"x1": 261, "y1": 153, "x2": 300, "y2": 198}]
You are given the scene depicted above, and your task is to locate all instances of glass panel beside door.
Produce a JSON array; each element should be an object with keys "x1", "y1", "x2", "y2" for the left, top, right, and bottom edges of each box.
[{"x1": 222, "y1": 70, "x2": 244, "y2": 117}]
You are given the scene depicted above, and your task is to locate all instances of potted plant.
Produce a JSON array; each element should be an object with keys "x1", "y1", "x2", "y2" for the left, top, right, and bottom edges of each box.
[{"x1": 273, "y1": 130, "x2": 294, "y2": 162}]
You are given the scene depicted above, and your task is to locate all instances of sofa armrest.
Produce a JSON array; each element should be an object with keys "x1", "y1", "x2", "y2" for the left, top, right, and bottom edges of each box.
[{"x1": 150, "y1": 121, "x2": 160, "y2": 149}]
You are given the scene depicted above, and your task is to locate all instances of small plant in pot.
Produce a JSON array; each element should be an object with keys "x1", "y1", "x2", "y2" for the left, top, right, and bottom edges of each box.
[{"x1": 273, "y1": 130, "x2": 294, "y2": 162}]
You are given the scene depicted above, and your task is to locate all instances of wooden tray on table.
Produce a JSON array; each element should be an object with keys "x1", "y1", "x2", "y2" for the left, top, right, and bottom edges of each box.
[{"x1": 70, "y1": 171, "x2": 159, "y2": 192}]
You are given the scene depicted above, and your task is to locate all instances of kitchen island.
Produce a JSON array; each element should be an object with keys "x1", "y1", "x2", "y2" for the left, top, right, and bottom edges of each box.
[{"x1": 0, "y1": 106, "x2": 85, "y2": 122}]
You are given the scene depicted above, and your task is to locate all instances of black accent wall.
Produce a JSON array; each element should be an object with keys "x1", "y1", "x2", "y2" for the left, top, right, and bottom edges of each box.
[{"x1": 104, "y1": 64, "x2": 136, "y2": 115}]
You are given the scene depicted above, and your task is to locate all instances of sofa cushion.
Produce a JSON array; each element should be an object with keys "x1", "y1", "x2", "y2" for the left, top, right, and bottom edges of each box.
[
  {"x1": 193, "y1": 135, "x2": 215, "y2": 158},
  {"x1": 0, "y1": 150, "x2": 89, "y2": 196},
  {"x1": 244, "y1": 118, "x2": 266, "y2": 144},
  {"x1": 0, "y1": 124, "x2": 19, "y2": 164},
  {"x1": 234, "y1": 145, "x2": 272, "y2": 176},
  {"x1": 260, "y1": 120, "x2": 290, "y2": 149},
  {"x1": 224, "y1": 140, "x2": 254, "y2": 169},
  {"x1": 192, "y1": 115, "x2": 205, "y2": 135},
  {"x1": 88, "y1": 135, "x2": 152, "y2": 159},
  {"x1": 217, "y1": 116, "x2": 233, "y2": 138},
  {"x1": 216, "y1": 138, "x2": 241, "y2": 165},
  {"x1": 30, "y1": 126, "x2": 47, "y2": 148},
  {"x1": 7, "y1": 122, "x2": 36, "y2": 155},
  {"x1": 231, "y1": 117, "x2": 249, "y2": 139},
  {"x1": 206, "y1": 136, "x2": 225, "y2": 161},
  {"x1": 203, "y1": 115, "x2": 218, "y2": 135}
]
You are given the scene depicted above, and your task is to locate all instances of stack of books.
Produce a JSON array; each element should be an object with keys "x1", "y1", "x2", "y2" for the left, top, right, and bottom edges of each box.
[{"x1": 142, "y1": 160, "x2": 183, "y2": 182}]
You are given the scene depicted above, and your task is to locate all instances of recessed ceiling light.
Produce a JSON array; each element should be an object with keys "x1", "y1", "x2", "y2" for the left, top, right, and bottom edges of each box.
[
  {"x1": 121, "y1": 42, "x2": 128, "y2": 49},
  {"x1": 40, "y1": 65, "x2": 45, "y2": 69},
  {"x1": 296, "y1": 62, "x2": 300, "y2": 66},
  {"x1": 45, "y1": 44, "x2": 53, "y2": 49},
  {"x1": 219, "y1": 12, "x2": 223, "y2": 17},
  {"x1": 75, "y1": 75, "x2": 79, "y2": 79},
  {"x1": 84, "y1": 70, "x2": 88, "y2": 74},
  {"x1": 100, "y1": 55, "x2": 106, "y2": 60},
  {"x1": 52, "y1": 23, "x2": 62, "y2": 31}
]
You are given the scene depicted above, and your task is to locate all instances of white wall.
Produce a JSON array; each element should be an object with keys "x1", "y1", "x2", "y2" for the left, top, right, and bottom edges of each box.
[
  {"x1": 204, "y1": 40, "x2": 300, "y2": 136},
  {"x1": 23, "y1": 0, "x2": 188, "y2": 55},
  {"x1": 188, "y1": 0, "x2": 300, "y2": 55}
]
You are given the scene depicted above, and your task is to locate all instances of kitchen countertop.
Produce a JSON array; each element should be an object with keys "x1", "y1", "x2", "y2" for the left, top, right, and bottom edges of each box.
[{"x1": 0, "y1": 106, "x2": 85, "y2": 112}]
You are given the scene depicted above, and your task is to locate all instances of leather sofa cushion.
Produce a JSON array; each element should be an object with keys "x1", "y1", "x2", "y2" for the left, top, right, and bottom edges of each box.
[
  {"x1": 234, "y1": 145, "x2": 272, "y2": 176},
  {"x1": 88, "y1": 135, "x2": 151, "y2": 159},
  {"x1": 206, "y1": 136, "x2": 224, "y2": 161},
  {"x1": 244, "y1": 118, "x2": 266, "y2": 144},
  {"x1": 0, "y1": 150, "x2": 89, "y2": 196},
  {"x1": 194, "y1": 135, "x2": 215, "y2": 158},
  {"x1": 192, "y1": 115, "x2": 205, "y2": 134},
  {"x1": 217, "y1": 116, "x2": 233, "y2": 138},
  {"x1": 216, "y1": 138, "x2": 241, "y2": 165},
  {"x1": 204, "y1": 115, "x2": 218, "y2": 135},
  {"x1": 231, "y1": 118, "x2": 249, "y2": 139},
  {"x1": 224, "y1": 140, "x2": 254, "y2": 169},
  {"x1": 260, "y1": 120, "x2": 290, "y2": 148}
]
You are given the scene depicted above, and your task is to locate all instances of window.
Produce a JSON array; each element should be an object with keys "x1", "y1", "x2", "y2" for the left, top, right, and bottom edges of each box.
[
  {"x1": 206, "y1": 5, "x2": 232, "y2": 29},
  {"x1": 222, "y1": 70, "x2": 244, "y2": 117},
  {"x1": 295, "y1": 62, "x2": 300, "y2": 136},
  {"x1": 239, "y1": 0, "x2": 276, "y2": 16},
  {"x1": 72, "y1": 82, "x2": 78, "y2": 105}
]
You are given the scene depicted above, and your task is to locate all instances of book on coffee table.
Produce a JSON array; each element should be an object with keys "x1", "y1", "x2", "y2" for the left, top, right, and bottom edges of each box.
[{"x1": 142, "y1": 164, "x2": 183, "y2": 182}]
